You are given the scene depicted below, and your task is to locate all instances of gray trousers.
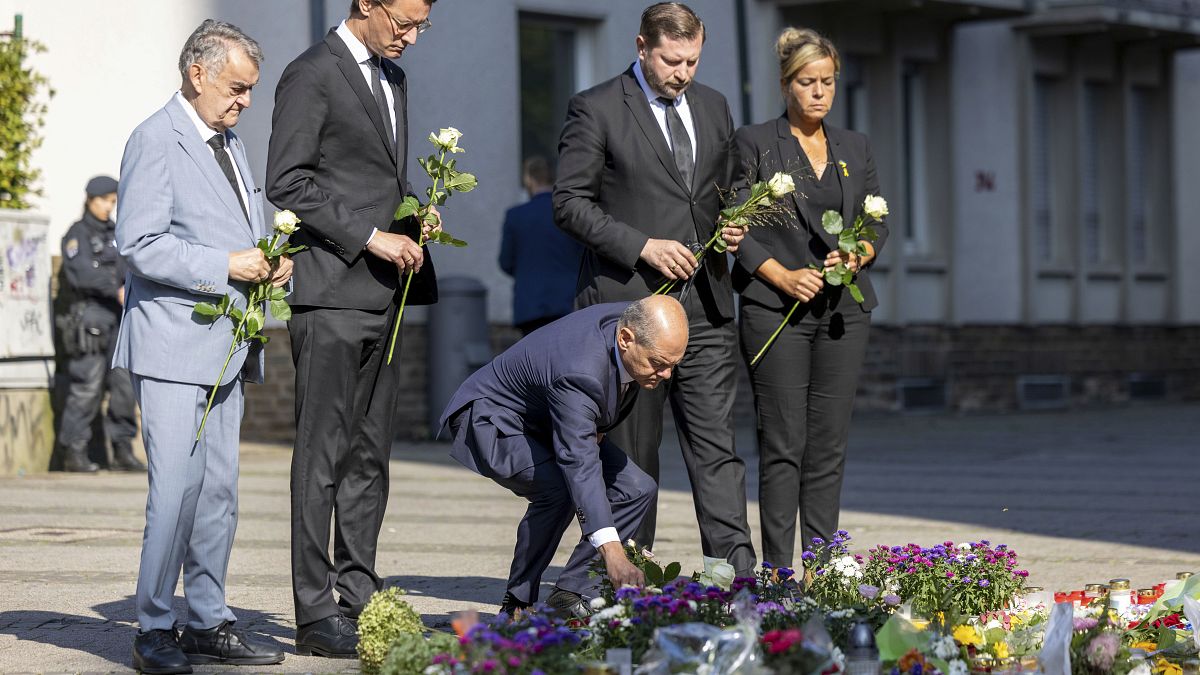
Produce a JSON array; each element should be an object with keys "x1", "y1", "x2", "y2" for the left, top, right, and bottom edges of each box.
[
  {"x1": 604, "y1": 289, "x2": 757, "y2": 576},
  {"x1": 739, "y1": 299, "x2": 870, "y2": 567},
  {"x1": 133, "y1": 374, "x2": 243, "y2": 632}
]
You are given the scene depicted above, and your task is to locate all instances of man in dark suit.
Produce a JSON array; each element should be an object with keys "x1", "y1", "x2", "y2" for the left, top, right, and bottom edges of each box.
[
  {"x1": 440, "y1": 296, "x2": 687, "y2": 617},
  {"x1": 499, "y1": 156, "x2": 584, "y2": 335},
  {"x1": 553, "y1": 2, "x2": 756, "y2": 579},
  {"x1": 266, "y1": 0, "x2": 438, "y2": 658}
]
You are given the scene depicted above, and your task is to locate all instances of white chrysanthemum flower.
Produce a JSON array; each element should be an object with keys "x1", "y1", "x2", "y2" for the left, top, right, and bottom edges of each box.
[
  {"x1": 863, "y1": 195, "x2": 888, "y2": 220},
  {"x1": 273, "y1": 209, "x2": 301, "y2": 234},
  {"x1": 590, "y1": 597, "x2": 607, "y2": 610},
  {"x1": 932, "y1": 635, "x2": 959, "y2": 659},
  {"x1": 767, "y1": 172, "x2": 796, "y2": 199},
  {"x1": 948, "y1": 659, "x2": 968, "y2": 675}
]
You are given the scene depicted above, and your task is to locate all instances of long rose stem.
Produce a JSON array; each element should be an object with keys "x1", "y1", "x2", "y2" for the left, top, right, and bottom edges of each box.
[
  {"x1": 196, "y1": 305, "x2": 249, "y2": 442},
  {"x1": 385, "y1": 148, "x2": 445, "y2": 365},
  {"x1": 387, "y1": 266, "x2": 416, "y2": 365},
  {"x1": 750, "y1": 299, "x2": 800, "y2": 367},
  {"x1": 654, "y1": 229, "x2": 721, "y2": 296}
]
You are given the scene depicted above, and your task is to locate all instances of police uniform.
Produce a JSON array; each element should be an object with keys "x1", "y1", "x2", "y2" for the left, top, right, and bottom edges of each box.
[{"x1": 56, "y1": 176, "x2": 143, "y2": 472}]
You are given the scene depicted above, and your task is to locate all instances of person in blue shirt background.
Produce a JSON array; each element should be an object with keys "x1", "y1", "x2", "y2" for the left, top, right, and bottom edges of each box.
[{"x1": 499, "y1": 156, "x2": 584, "y2": 335}]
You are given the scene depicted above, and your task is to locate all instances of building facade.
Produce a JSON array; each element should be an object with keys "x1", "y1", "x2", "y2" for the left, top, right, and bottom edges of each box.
[{"x1": 7, "y1": 0, "x2": 1198, "y2": 444}]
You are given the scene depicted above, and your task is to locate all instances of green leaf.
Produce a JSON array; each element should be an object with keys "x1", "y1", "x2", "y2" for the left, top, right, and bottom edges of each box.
[
  {"x1": 838, "y1": 238, "x2": 858, "y2": 254},
  {"x1": 432, "y1": 191, "x2": 448, "y2": 206},
  {"x1": 269, "y1": 299, "x2": 292, "y2": 321},
  {"x1": 713, "y1": 237, "x2": 728, "y2": 254},
  {"x1": 218, "y1": 295, "x2": 232, "y2": 313},
  {"x1": 427, "y1": 229, "x2": 468, "y2": 247},
  {"x1": 192, "y1": 302, "x2": 220, "y2": 318},
  {"x1": 842, "y1": 268, "x2": 856, "y2": 286},
  {"x1": 862, "y1": 226, "x2": 879, "y2": 242},
  {"x1": 229, "y1": 306, "x2": 244, "y2": 322},
  {"x1": 444, "y1": 171, "x2": 478, "y2": 193},
  {"x1": 256, "y1": 239, "x2": 271, "y2": 253},
  {"x1": 270, "y1": 286, "x2": 287, "y2": 301},
  {"x1": 245, "y1": 308, "x2": 264, "y2": 336},
  {"x1": 284, "y1": 244, "x2": 307, "y2": 254},
  {"x1": 821, "y1": 210, "x2": 844, "y2": 235},
  {"x1": 664, "y1": 561, "x2": 682, "y2": 583},
  {"x1": 394, "y1": 196, "x2": 422, "y2": 221},
  {"x1": 643, "y1": 561, "x2": 664, "y2": 587}
]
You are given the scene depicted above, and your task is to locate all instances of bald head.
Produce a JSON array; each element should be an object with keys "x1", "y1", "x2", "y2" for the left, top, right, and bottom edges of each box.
[{"x1": 616, "y1": 296, "x2": 688, "y2": 389}]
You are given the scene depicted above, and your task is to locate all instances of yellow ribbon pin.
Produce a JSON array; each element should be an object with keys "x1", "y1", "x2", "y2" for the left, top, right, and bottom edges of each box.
[{"x1": 838, "y1": 161, "x2": 849, "y2": 177}]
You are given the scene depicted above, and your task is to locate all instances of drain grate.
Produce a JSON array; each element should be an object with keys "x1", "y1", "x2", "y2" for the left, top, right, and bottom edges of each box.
[{"x1": 0, "y1": 527, "x2": 134, "y2": 543}]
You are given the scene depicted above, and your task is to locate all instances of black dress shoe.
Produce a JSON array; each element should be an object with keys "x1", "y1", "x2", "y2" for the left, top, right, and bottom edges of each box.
[
  {"x1": 179, "y1": 621, "x2": 284, "y2": 665},
  {"x1": 545, "y1": 587, "x2": 593, "y2": 619},
  {"x1": 133, "y1": 629, "x2": 192, "y2": 674},
  {"x1": 295, "y1": 614, "x2": 358, "y2": 658},
  {"x1": 499, "y1": 591, "x2": 530, "y2": 617}
]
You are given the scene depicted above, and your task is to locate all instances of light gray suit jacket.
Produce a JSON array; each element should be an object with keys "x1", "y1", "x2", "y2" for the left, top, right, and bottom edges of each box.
[{"x1": 113, "y1": 95, "x2": 267, "y2": 387}]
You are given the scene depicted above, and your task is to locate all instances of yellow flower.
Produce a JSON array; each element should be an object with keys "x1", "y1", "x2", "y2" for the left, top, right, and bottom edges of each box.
[
  {"x1": 992, "y1": 642, "x2": 1009, "y2": 660},
  {"x1": 1131, "y1": 641, "x2": 1158, "y2": 652},
  {"x1": 1153, "y1": 657, "x2": 1182, "y2": 675},
  {"x1": 952, "y1": 624, "x2": 983, "y2": 648}
]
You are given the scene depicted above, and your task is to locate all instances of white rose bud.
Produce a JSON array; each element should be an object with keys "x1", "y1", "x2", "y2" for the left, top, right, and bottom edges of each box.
[
  {"x1": 429, "y1": 127, "x2": 465, "y2": 153},
  {"x1": 767, "y1": 172, "x2": 796, "y2": 199},
  {"x1": 863, "y1": 195, "x2": 889, "y2": 220},
  {"x1": 273, "y1": 209, "x2": 301, "y2": 234}
]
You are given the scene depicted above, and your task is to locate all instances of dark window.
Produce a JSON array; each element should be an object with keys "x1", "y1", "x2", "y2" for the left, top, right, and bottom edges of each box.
[{"x1": 518, "y1": 14, "x2": 580, "y2": 172}]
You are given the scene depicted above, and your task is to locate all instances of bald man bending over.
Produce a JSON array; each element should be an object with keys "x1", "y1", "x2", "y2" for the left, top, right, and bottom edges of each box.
[{"x1": 440, "y1": 296, "x2": 687, "y2": 617}]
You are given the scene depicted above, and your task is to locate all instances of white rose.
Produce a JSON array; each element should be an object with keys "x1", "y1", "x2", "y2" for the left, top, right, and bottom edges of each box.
[
  {"x1": 273, "y1": 209, "x2": 301, "y2": 234},
  {"x1": 710, "y1": 561, "x2": 736, "y2": 590},
  {"x1": 863, "y1": 195, "x2": 889, "y2": 220},
  {"x1": 590, "y1": 597, "x2": 607, "y2": 610},
  {"x1": 429, "y1": 127, "x2": 465, "y2": 153},
  {"x1": 767, "y1": 171, "x2": 796, "y2": 199}
]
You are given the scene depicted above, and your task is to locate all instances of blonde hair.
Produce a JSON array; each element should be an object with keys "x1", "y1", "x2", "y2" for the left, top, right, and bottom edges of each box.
[{"x1": 776, "y1": 27, "x2": 840, "y2": 83}]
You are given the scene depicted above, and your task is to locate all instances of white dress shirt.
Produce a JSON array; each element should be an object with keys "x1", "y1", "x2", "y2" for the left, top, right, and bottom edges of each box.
[
  {"x1": 335, "y1": 21, "x2": 397, "y2": 138},
  {"x1": 175, "y1": 91, "x2": 249, "y2": 213},
  {"x1": 335, "y1": 21, "x2": 397, "y2": 246},
  {"x1": 632, "y1": 59, "x2": 697, "y2": 163},
  {"x1": 587, "y1": 343, "x2": 637, "y2": 550}
]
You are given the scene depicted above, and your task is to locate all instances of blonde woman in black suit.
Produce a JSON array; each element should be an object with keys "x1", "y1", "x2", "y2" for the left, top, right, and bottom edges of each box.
[{"x1": 733, "y1": 28, "x2": 889, "y2": 568}]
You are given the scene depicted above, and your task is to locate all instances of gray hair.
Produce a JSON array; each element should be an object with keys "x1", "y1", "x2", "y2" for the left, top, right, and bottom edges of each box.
[
  {"x1": 178, "y1": 19, "x2": 263, "y2": 80},
  {"x1": 619, "y1": 298, "x2": 660, "y2": 344}
]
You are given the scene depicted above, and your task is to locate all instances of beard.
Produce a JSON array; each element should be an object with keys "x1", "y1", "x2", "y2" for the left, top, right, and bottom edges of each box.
[{"x1": 644, "y1": 65, "x2": 690, "y2": 100}]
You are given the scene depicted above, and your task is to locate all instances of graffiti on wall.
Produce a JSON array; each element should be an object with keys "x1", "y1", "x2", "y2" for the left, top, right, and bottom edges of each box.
[
  {"x1": 0, "y1": 391, "x2": 51, "y2": 475},
  {"x1": 1, "y1": 216, "x2": 54, "y2": 359}
]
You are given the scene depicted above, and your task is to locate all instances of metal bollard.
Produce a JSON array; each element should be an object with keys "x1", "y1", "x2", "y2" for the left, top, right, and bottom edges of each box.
[{"x1": 426, "y1": 276, "x2": 492, "y2": 435}]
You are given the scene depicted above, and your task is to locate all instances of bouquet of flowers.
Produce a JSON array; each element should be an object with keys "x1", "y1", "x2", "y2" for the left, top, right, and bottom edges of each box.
[
  {"x1": 425, "y1": 612, "x2": 582, "y2": 675},
  {"x1": 191, "y1": 210, "x2": 305, "y2": 439},
  {"x1": 385, "y1": 127, "x2": 477, "y2": 364},
  {"x1": 654, "y1": 171, "x2": 796, "y2": 295},
  {"x1": 859, "y1": 539, "x2": 1029, "y2": 619},
  {"x1": 585, "y1": 580, "x2": 739, "y2": 661}
]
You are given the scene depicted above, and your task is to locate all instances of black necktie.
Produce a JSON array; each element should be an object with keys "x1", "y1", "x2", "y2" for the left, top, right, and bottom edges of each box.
[
  {"x1": 659, "y1": 96, "x2": 694, "y2": 189},
  {"x1": 366, "y1": 56, "x2": 395, "y2": 147},
  {"x1": 206, "y1": 133, "x2": 247, "y2": 220}
]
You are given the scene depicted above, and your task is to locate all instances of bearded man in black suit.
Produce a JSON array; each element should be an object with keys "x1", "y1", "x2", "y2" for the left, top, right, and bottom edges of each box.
[
  {"x1": 553, "y1": 2, "x2": 757, "y2": 592},
  {"x1": 266, "y1": 0, "x2": 439, "y2": 658}
]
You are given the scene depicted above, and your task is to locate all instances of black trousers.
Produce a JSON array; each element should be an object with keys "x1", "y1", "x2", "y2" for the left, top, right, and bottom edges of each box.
[
  {"x1": 605, "y1": 289, "x2": 757, "y2": 575},
  {"x1": 289, "y1": 305, "x2": 401, "y2": 626},
  {"x1": 739, "y1": 297, "x2": 871, "y2": 567},
  {"x1": 58, "y1": 340, "x2": 137, "y2": 456}
]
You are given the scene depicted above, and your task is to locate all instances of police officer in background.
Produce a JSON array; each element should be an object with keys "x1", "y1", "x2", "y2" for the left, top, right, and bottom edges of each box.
[{"x1": 56, "y1": 175, "x2": 143, "y2": 473}]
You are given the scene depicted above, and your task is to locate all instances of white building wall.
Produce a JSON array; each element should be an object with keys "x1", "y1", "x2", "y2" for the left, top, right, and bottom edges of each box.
[
  {"x1": 949, "y1": 21, "x2": 1024, "y2": 324},
  {"x1": 1172, "y1": 48, "x2": 1200, "y2": 325}
]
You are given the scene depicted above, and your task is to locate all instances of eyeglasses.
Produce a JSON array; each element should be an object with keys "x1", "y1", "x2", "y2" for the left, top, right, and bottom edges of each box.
[{"x1": 376, "y1": 2, "x2": 431, "y2": 36}]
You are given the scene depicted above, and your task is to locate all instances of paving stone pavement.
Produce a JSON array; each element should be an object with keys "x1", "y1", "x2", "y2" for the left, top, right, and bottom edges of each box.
[{"x1": 0, "y1": 404, "x2": 1197, "y2": 673}]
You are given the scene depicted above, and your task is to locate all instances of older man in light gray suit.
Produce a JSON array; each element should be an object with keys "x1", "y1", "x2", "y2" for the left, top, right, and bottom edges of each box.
[{"x1": 114, "y1": 20, "x2": 288, "y2": 674}]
